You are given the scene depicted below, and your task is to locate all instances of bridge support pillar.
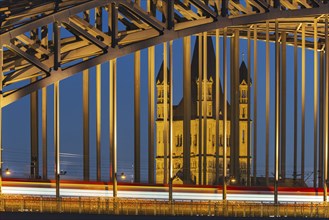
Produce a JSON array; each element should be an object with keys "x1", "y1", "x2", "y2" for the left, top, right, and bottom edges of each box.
[
  {"x1": 293, "y1": 29, "x2": 298, "y2": 183},
  {"x1": 183, "y1": 36, "x2": 191, "y2": 184},
  {"x1": 134, "y1": 50, "x2": 141, "y2": 183},
  {"x1": 215, "y1": 29, "x2": 220, "y2": 185},
  {"x1": 54, "y1": 81, "x2": 60, "y2": 199},
  {"x1": 83, "y1": 66, "x2": 89, "y2": 181},
  {"x1": 301, "y1": 23, "x2": 306, "y2": 182},
  {"x1": 223, "y1": 27, "x2": 228, "y2": 201},
  {"x1": 147, "y1": 1, "x2": 156, "y2": 185},
  {"x1": 313, "y1": 18, "x2": 318, "y2": 188},
  {"x1": 280, "y1": 31, "x2": 287, "y2": 181},
  {"x1": 253, "y1": 25, "x2": 258, "y2": 186},
  {"x1": 96, "y1": 63, "x2": 101, "y2": 181},
  {"x1": 324, "y1": 14, "x2": 329, "y2": 202},
  {"x1": 169, "y1": 40, "x2": 173, "y2": 201},
  {"x1": 202, "y1": 32, "x2": 208, "y2": 185},
  {"x1": 53, "y1": 20, "x2": 61, "y2": 200},
  {"x1": 274, "y1": 19, "x2": 280, "y2": 205},
  {"x1": 198, "y1": 34, "x2": 202, "y2": 185},
  {"x1": 265, "y1": 21, "x2": 270, "y2": 186},
  {"x1": 109, "y1": 59, "x2": 117, "y2": 198},
  {"x1": 41, "y1": 25, "x2": 48, "y2": 180},
  {"x1": 82, "y1": 10, "x2": 90, "y2": 182},
  {"x1": 247, "y1": 28, "x2": 251, "y2": 186},
  {"x1": 148, "y1": 45, "x2": 155, "y2": 184},
  {"x1": 163, "y1": 42, "x2": 168, "y2": 184}
]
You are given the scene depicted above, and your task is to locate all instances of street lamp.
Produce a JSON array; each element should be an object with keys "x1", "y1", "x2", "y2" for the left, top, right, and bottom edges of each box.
[
  {"x1": 5, "y1": 168, "x2": 10, "y2": 176},
  {"x1": 120, "y1": 172, "x2": 126, "y2": 180}
]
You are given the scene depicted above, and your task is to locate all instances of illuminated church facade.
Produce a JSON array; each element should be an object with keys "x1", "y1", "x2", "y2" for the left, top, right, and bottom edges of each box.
[{"x1": 155, "y1": 37, "x2": 251, "y2": 185}]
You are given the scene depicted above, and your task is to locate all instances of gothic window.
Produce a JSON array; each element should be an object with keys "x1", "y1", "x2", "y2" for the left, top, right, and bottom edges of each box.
[
  {"x1": 212, "y1": 135, "x2": 215, "y2": 147},
  {"x1": 242, "y1": 130, "x2": 245, "y2": 144},
  {"x1": 179, "y1": 135, "x2": 183, "y2": 146},
  {"x1": 242, "y1": 108, "x2": 246, "y2": 118},
  {"x1": 242, "y1": 90, "x2": 247, "y2": 98},
  {"x1": 219, "y1": 135, "x2": 223, "y2": 146},
  {"x1": 193, "y1": 134, "x2": 197, "y2": 146},
  {"x1": 207, "y1": 87, "x2": 212, "y2": 100},
  {"x1": 176, "y1": 135, "x2": 179, "y2": 147},
  {"x1": 208, "y1": 104, "x2": 212, "y2": 116}
]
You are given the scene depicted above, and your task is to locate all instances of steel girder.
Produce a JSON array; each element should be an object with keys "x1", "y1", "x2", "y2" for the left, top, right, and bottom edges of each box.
[{"x1": 0, "y1": 0, "x2": 328, "y2": 107}]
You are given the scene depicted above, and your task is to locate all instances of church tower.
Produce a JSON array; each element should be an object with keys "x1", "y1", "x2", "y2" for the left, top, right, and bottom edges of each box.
[
  {"x1": 155, "y1": 37, "x2": 251, "y2": 186},
  {"x1": 238, "y1": 60, "x2": 251, "y2": 185}
]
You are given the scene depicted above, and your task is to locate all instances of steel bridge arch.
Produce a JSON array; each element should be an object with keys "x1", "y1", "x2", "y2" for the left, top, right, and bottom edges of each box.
[{"x1": 0, "y1": 0, "x2": 328, "y2": 107}]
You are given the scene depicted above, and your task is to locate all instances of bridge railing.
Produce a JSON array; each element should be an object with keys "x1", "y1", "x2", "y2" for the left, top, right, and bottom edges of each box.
[{"x1": 0, "y1": 195, "x2": 328, "y2": 217}]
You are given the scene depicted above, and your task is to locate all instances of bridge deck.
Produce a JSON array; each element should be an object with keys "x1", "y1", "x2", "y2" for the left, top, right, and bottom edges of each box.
[{"x1": 0, "y1": 195, "x2": 327, "y2": 218}]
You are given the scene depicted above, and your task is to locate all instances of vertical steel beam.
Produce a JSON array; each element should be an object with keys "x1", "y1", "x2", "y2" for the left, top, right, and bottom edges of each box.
[
  {"x1": 96, "y1": 63, "x2": 101, "y2": 181},
  {"x1": 281, "y1": 31, "x2": 286, "y2": 180},
  {"x1": 54, "y1": 81, "x2": 60, "y2": 199},
  {"x1": 41, "y1": 85, "x2": 47, "y2": 179},
  {"x1": 95, "y1": 7, "x2": 102, "y2": 182},
  {"x1": 30, "y1": 83, "x2": 38, "y2": 179},
  {"x1": 169, "y1": 40, "x2": 174, "y2": 201},
  {"x1": 148, "y1": 46, "x2": 155, "y2": 184},
  {"x1": 30, "y1": 27, "x2": 39, "y2": 179},
  {"x1": 134, "y1": 50, "x2": 141, "y2": 183},
  {"x1": 0, "y1": 44, "x2": 3, "y2": 194},
  {"x1": 301, "y1": 23, "x2": 306, "y2": 182},
  {"x1": 230, "y1": 33, "x2": 235, "y2": 178},
  {"x1": 247, "y1": 28, "x2": 251, "y2": 186},
  {"x1": 223, "y1": 27, "x2": 228, "y2": 200},
  {"x1": 274, "y1": 19, "x2": 280, "y2": 205},
  {"x1": 109, "y1": 59, "x2": 117, "y2": 198},
  {"x1": 83, "y1": 10, "x2": 90, "y2": 181},
  {"x1": 183, "y1": 36, "x2": 191, "y2": 184},
  {"x1": 293, "y1": 30, "x2": 298, "y2": 182},
  {"x1": 215, "y1": 29, "x2": 220, "y2": 185},
  {"x1": 41, "y1": 25, "x2": 48, "y2": 180},
  {"x1": 265, "y1": 21, "x2": 270, "y2": 185},
  {"x1": 53, "y1": 21, "x2": 61, "y2": 199},
  {"x1": 203, "y1": 32, "x2": 208, "y2": 185},
  {"x1": 253, "y1": 25, "x2": 258, "y2": 185},
  {"x1": 134, "y1": 0, "x2": 141, "y2": 184},
  {"x1": 314, "y1": 19, "x2": 318, "y2": 188},
  {"x1": 234, "y1": 30, "x2": 240, "y2": 181},
  {"x1": 320, "y1": 50, "x2": 324, "y2": 188},
  {"x1": 324, "y1": 15, "x2": 329, "y2": 202},
  {"x1": 163, "y1": 42, "x2": 168, "y2": 184},
  {"x1": 147, "y1": 0, "x2": 155, "y2": 185},
  {"x1": 82, "y1": 66, "x2": 89, "y2": 181},
  {"x1": 108, "y1": 3, "x2": 118, "y2": 197},
  {"x1": 198, "y1": 34, "x2": 202, "y2": 185}
]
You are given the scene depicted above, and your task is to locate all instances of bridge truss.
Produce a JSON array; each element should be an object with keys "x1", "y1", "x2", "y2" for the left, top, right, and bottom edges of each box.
[{"x1": 0, "y1": 0, "x2": 329, "y2": 204}]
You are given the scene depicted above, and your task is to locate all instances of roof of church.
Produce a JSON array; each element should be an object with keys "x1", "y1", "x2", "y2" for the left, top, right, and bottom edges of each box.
[
  {"x1": 156, "y1": 37, "x2": 250, "y2": 120},
  {"x1": 239, "y1": 60, "x2": 249, "y2": 84}
]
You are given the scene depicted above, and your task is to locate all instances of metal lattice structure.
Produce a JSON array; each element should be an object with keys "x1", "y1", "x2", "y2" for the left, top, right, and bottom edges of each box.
[
  {"x1": 0, "y1": 0, "x2": 328, "y2": 106},
  {"x1": 0, "y1": 0, "x2": 329, "y2": 205}
]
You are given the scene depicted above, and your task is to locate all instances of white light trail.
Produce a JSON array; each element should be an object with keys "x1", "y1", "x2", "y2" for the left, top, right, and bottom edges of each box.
[{"x1": 2, "y1": 186, "x2": 323, "y2": 203}]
